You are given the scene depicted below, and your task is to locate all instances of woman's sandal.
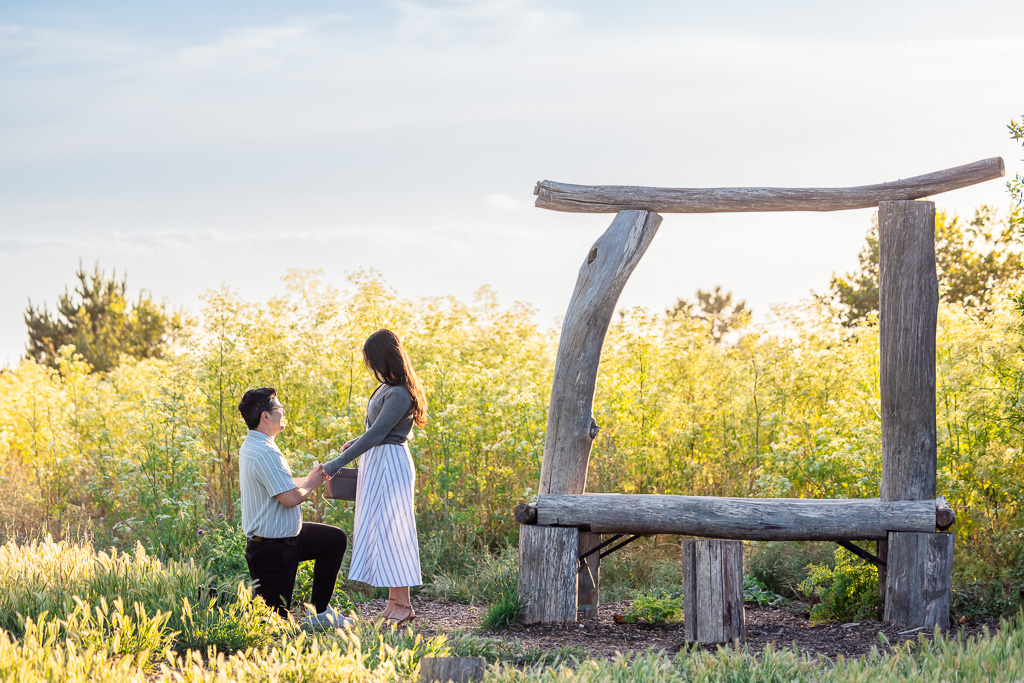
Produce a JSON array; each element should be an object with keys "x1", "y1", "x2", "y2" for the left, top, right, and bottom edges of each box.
[{"x1": 385, "y1": 603, "x2": 416, "y2": 627}]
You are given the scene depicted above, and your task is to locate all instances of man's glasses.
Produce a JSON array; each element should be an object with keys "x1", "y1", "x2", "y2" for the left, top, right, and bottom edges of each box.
[{"x1": 267, "y1": 404, "x2": 285, "y2": 414}]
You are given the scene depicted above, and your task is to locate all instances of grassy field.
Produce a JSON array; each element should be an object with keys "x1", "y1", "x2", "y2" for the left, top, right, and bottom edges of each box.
[{"x1": 2, "y1": 537, "x2": 1023, "y2": 682}]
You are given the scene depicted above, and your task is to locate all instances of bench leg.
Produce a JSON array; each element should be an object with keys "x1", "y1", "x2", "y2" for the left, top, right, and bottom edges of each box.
[{"x1": 682, "y1": 538, "x2": 745, "y2": 644}]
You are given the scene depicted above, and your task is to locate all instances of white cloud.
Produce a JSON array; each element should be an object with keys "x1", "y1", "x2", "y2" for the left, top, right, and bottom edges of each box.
[
  {"x1": 389, "y1": 0, "x2": 578, "y2": 44},
  {"x1": 0, "y1": 24, "x2": 149, "y2": 67}
]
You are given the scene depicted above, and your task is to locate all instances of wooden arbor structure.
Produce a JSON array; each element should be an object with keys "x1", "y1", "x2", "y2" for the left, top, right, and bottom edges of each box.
[{"x1": 516, "y1": 157, "x2": 1006, "y2": 630}]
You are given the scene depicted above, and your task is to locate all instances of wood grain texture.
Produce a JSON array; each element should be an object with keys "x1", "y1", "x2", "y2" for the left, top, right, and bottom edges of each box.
[
  {"x1": 879, "y1": 201, "x2": 938, "y2": 503},
  {"x1": 577, "y1": 532, "x2": 601, "y2": 620},
  {"x1": 419, "y1": 656, "x2": 486, "y2": 683},
  {"x1": 539, "y1": 210, "x2": 662, "y2": 495},
  {"x1": 517, "y1": 525, "x2": 578, "y2": 624},
  {"x1": 535, "y1": 158, "x2": 1004, "y2": 213},
  {"x1": 533, "y1": 494, "x2": 938, "y2": 540},
  {"x1": 682, "y1": 539, "x2": 744, "y2": 644},
  {"x1": 884, "y1": 532, "x2": 954, "y2": 629}
]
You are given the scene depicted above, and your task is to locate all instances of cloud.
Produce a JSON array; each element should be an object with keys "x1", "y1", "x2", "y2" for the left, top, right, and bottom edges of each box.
[
  {"x1": 163, "y1": 15, "x2": 349, "y2": 75},
  {"x1": 388, "y1": 0, "x2": 578, "y2": 45},
  {"x1": 0, "y1": 24, "x2": 149, "y2": 67}
]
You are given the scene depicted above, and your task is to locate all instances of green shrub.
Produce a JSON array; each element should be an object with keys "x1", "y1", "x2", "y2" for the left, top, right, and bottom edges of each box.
[
  {"x1": 743, "y1": 574, "x2": 789, "y2": 607},
  {"x1": 951, "y1": 578, "x2": 1024, "y2": 623},
  {"x1": 799, "y1": 547, "x2": 880, "y2": 623},
  {"x1": 620, "y1": 588, "x2": 684, "y2": 624},
  {"x1": 193, "y1": 514, "x2": 249, "y2": 585},
  {"x1": 744, "y1": 540, "x2": 836, "y2": 599}
]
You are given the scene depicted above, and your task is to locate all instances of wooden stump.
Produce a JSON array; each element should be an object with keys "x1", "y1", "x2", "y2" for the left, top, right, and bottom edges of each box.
[
  {"x1": 884, "y1": 532, "x2": 954, "y2": 630},
  {"x1": 420, "y1": 656, "x2": 486, "y2": 682},
  {"x1": 577, "y1": 532, "x2": 601, "y2": 620},
  {"x1": 682, "y1": 539, "x2": 745, "y2": 644},
  {"x1": 518, "y1": 525, "x2": 578, "y2": 624}
]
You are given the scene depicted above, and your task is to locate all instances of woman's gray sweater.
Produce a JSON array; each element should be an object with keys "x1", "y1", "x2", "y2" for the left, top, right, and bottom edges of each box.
[{"x1": 324, "y1": 383, "x2": 414, "y2": 477}]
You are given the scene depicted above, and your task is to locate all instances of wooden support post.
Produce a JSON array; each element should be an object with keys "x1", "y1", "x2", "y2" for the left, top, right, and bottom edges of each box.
[
  {"x1": 577, "y1": 532, "x2": 601, "y2": 620},
  {"x1": 682, "y1": 539, "x2": 745, "y2": 644},
  {"x1": 884, "y1": 532, "x2": 954, "y2": 629},
  {"x1": 878, "y1": 199, "x2": 943, "y2": 627},
  {"x1": 420, "y1": 656, "x2": 486, "y2": 682},
  {"x1": 518, "y1": 525, "x2": 578, "y2": 624}
]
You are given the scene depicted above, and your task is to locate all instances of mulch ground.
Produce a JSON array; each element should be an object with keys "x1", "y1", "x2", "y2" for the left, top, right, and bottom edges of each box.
[{"x1": 353, "y1": 598, "x2": 1001, "y2": 662}]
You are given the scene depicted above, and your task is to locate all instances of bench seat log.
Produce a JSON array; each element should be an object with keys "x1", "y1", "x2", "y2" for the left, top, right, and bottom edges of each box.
[{"x1": 525, "y1": 494, "x2": 945, "y2": 541}]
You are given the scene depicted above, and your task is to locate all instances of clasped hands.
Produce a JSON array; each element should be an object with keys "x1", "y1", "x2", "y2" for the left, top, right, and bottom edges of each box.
[{"x1": 306, "y1": 440, "x2": 353, "y2": 487}]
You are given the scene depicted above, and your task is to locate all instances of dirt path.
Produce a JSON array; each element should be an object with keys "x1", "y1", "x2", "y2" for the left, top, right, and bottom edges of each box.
[{"x1": 353, "y1": 598, "x2": 1000, "y2": 661}]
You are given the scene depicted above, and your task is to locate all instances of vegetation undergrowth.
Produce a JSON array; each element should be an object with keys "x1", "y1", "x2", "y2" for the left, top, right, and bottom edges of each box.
[{"x1": 800, "y1": 548, "x2": 880, "y2": 623}]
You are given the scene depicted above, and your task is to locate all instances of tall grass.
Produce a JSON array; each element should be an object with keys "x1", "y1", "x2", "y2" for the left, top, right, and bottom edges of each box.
[
  {"x1": 0, "y1": 537, "x2": 282, "y2": 652},
  {"x1": 4, "y1": 611, "x2": 1024, "y2": 681},
  {"x1": 0, "y1": 536, "x2": 206, "y2": 636}
]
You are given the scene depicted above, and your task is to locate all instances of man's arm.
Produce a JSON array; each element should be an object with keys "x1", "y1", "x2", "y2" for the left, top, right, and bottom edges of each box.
[{"x1": 275, "y1": 463, "x2": 326, "y2": 509}]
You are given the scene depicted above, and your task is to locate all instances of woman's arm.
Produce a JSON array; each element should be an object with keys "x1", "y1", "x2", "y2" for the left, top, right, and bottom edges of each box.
[{"x1": 323, "y1": 388, "x2": 412, "y2": 477}]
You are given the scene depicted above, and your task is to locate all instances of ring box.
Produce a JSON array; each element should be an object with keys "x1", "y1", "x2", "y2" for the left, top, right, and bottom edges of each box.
[{"x1": 325, "y1": 467, "x2": 358, "y2": 501}]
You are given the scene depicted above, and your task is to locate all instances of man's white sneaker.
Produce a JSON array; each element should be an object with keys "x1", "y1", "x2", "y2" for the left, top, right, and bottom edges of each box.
[{"x1": 301, "y1": 605, "x2": 354, "y2": 629}]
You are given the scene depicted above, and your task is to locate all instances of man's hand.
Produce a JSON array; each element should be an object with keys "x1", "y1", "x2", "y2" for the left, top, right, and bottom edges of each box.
[
  {"x1": 340, "y1": 440, "x2": 353, "y2": 453},
  {"x1": 276, "y1": 462, "x2": 328, "y2": 508},
  {"x1": 308, "y1": 462, "x2": 327, "y2": 487}
]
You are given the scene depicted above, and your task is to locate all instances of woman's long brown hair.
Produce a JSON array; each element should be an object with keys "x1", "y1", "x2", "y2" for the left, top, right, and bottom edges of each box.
[{"x1": 362, "y1": 329, "x2": 427, "y2": 427}]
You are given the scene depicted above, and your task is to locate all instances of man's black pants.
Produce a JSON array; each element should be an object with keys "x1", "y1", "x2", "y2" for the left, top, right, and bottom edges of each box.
[{"x1": 244, "y1": 522, "x2": 348, "y2": 617}]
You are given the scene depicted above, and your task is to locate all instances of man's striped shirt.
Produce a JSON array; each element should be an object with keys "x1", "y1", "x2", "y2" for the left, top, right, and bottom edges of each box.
[{"x1": 239, "y1": 430, "x2": 301, "y2": 539}]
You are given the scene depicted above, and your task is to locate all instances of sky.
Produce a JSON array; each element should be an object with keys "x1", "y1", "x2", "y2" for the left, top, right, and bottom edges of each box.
[{"x1": 1, "y1": 0, "x2": 1022, "y2": 366}]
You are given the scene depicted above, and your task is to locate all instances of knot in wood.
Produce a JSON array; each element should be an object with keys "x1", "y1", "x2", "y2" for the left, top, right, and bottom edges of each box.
[
  {"x1": 587, "y1": 247, "x2": 598, "y2": 264},
  {"x1": 589, "y1": 418, "x2": 600, "y2": 439}
]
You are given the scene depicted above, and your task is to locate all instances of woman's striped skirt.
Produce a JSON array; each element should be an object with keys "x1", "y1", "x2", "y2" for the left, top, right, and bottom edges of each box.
[{"x1": 347, "y1": 443, "x2": 422, "y2": 587}]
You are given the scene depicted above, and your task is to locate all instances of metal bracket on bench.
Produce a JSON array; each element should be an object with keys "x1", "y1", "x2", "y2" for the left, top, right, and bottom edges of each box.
[
  {"x1": 836, "y1": 540, "x2": 886, "y2": 569},
  {"x1": 578, "y1": 533, "x2": 646, "y2": 566}
]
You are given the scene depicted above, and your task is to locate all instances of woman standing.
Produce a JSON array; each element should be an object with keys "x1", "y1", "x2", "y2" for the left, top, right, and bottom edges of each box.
[{"x1": 323, "y1": 329, "x2": 426, "y2": 625}]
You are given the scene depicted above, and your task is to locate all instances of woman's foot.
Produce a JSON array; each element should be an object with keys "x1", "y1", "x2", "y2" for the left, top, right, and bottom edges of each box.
[
  {"x1": 379, "y1": 598, "x2": 397, "y2": 620},
  {"x1": 386, "y1": 602, "x2": 415, "y2": 626}
]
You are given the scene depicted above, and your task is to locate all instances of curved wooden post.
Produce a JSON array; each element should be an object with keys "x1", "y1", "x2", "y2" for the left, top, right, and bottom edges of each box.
[
  {"x1": 519, "y1": 209, "x2": 661, "y2": 625},
  {"x1": 539, "y1": 209, "x2": 663, "y2": 495}
]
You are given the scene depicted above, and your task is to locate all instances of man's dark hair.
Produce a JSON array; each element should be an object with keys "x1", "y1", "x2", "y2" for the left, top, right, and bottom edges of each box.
[{"x1": 238, "y1": 387, "x2": 277, "y2": 430}]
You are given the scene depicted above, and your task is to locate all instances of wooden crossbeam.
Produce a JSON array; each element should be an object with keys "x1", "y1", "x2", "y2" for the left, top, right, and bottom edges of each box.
[{"x1": 534, "y1": 157, "x2": 1004, "y2": 213}]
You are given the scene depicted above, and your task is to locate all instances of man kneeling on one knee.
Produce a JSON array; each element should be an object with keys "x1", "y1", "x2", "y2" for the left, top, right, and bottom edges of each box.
[{"x1": 238, "y1": 387, "x2": 350, "y2": 627}]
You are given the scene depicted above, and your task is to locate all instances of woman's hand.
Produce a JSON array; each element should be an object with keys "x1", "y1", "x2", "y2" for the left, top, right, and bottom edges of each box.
[{"x1": 341, "y1": 439, "x2": 354, "y2": 452}]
